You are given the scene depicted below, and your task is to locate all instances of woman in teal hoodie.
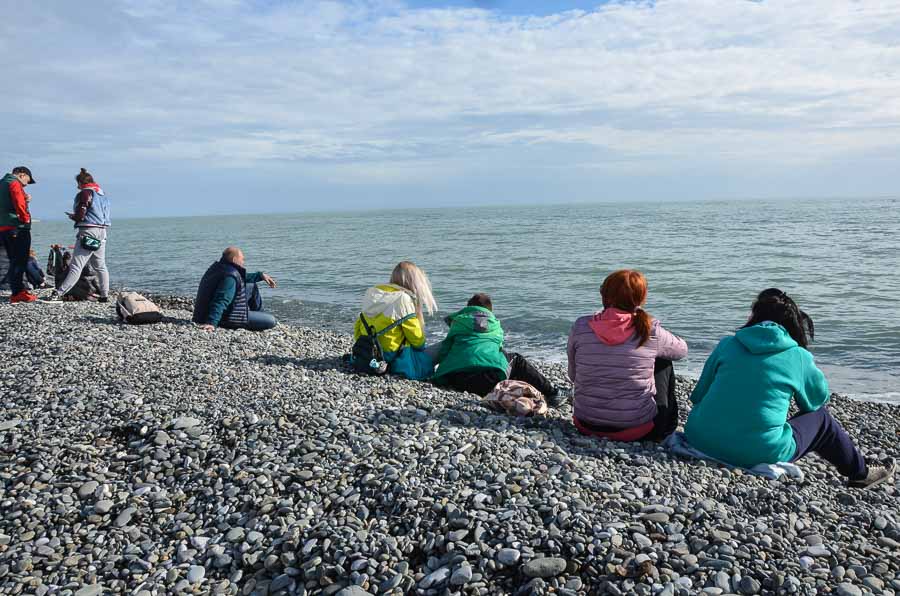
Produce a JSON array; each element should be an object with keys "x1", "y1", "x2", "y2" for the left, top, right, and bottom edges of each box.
[
  {"x1": 685, "y1": 289, "x2": 894, "y2": 488},
  {"x1": 432, "y1": 293, "x2": 566, "y2": 405}
]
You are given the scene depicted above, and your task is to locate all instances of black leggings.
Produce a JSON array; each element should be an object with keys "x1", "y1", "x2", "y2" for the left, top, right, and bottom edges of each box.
[{"x1": 437, "y1": 351, "x2": 555, "y2": 397}]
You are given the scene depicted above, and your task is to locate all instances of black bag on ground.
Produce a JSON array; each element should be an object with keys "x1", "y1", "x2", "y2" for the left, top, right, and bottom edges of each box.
[
  {"x1": 116, "y1": 292, "x2": 163, "y2": 325},
  {"x1": 350, "y1": 313, "x2": 415, "y2": 375},
  {"x1": 351, "y1": 314, "x2": 389, "y2": 375}
]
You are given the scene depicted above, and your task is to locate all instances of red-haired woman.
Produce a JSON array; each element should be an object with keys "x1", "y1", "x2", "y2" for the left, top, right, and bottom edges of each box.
[{"x1": 567, "y1": 269, "x2": 688, "y2": 441}]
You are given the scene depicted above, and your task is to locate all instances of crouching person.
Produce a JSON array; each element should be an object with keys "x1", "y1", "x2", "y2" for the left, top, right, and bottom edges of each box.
[
  {"x1": 193, "y1": 246, "x2": 277, "y2": 331},
  {"x1": 432, "y1": 293, "x2": 568, "y2": 406}
]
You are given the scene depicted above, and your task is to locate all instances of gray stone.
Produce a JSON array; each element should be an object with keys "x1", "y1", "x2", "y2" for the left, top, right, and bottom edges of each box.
[
  {"x1": 77, "y1": 481, "x2": 99, "y2": 499},
  {"x1": 522, "y1": 557, "x2": 567, "y2": 579},
  {"x1": 188, "y1": 565, "x2": 205, "y2": 584},
  {"x1": 738, "y1": 576, "x2": 761, "y2": 595},
  {"x1": 450, "y1": 564, "x2": 473, "y2": 586},
  {"x1": 171, "y1": 416, "x2": 202, "y2": 429},
  {"x1": 75, "y1": 586, "x2": 104, "y2": 596},
  {"x1": 94, "y1": 499, "x2": 114, "y2": 514},
  {"x1": 835, "y1": 583, "x2": 862, "y2": 596},
  {"x1": 420, "y1": 566, "x2": 450, "y2": 589},
  {"x1": 336, "y1": 587, "x2": 370, "y2": 596},
  {"x1": 497, "y1": 548, "x2": 521, "y2": 566},
  {"x1": 226, "y1": 528, "x2": 245, "y2": 543},
  {"x1": 114, "y1": 507, "x2": 136, "y2": 527}
]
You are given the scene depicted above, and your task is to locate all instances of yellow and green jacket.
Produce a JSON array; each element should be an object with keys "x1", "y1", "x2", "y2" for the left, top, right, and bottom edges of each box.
[{"x1": 353, "y1": 284, "x2": 425, "y2": 353}]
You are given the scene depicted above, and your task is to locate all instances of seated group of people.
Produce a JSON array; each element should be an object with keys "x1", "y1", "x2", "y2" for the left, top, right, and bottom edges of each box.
[
  {"x1": 190, "y1": 251, "x2": 895, "y2": 489},
  {"x1": 352, "y1": 262, "x2": 893, "y2": 489}
]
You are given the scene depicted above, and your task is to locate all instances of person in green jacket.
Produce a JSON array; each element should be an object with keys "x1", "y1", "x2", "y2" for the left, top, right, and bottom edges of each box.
[
  {"x1": 432, "y1": 293, "x2": 568, "y2": 406},
  {"x1": 685, "y1": 288, "x2": 895, "y2": 488}
]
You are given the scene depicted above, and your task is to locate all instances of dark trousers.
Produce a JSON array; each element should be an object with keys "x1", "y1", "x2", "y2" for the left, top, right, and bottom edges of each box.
[
  {"x1": 0, "y1": 229, "x2": 30, "y2": 295},
  {"x1": 439, "y1": 351, "x2": 556, "y2": 397},
  {"x1": 646, "y1": 358, "x2": 679, "y2": 440},
  {"x1": 789, "y1": 407, "x2": 866, "y2": 479},
  {"x1": 245, "y1": 311, "x2": 277, "y2": 331},
  {"x1": 576, "y1": 358, "x2": 679, "y2": 441}
]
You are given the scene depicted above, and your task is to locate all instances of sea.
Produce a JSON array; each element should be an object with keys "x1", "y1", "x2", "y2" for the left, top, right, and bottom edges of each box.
[{"x1": 31, "y1": 197, "x2": 900, "y2": 403}]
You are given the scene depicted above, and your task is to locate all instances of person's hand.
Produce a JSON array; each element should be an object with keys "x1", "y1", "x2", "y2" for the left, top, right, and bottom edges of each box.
[
  {"x1": 199, "y1": 324, "x2": 215, "y2": 331},
  {"x1": 24, "y1": 193, "x2": 31, "y2": 203},
  {"x1": 261, "y1": 273, "x2": 277, "y2": 288}
]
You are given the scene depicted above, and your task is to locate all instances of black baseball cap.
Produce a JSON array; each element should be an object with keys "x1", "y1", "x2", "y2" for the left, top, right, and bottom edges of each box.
[{"x1": 12, "y1": 166, "x2": 35, "y2": 184}]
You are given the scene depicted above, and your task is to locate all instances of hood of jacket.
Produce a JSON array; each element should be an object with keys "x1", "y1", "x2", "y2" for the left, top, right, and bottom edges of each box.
[
  {"x1": 361, "y1": 284, "x2": 417, "y2": 320},
  {"x1": 588, "y1": 308, "x2": 637, "y2": 345},
  {"x1": 734, "y1": 321, "x2": 799, "y2": 354},
  {"x1": 445, "y1": 306, "x2": 502, "y2": 337},
  {"x1": 80, "y1": 183, "x2": 104, "y2": 196}
]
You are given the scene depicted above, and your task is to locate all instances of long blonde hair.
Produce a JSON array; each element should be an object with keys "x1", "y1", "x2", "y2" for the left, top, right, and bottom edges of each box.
[{"x1": 390, "y1": 261, "x2": 437, "y2": 325}]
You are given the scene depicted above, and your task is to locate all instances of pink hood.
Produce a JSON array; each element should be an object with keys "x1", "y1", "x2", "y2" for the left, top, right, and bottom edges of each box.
[{"x1": 588, "y1": 308, "x2": 636, "y2": 345}]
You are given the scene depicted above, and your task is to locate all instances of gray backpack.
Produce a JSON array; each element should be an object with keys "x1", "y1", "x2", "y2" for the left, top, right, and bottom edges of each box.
[{"x1": 116, "y1": 292, "x2": 163, "y2": 325}]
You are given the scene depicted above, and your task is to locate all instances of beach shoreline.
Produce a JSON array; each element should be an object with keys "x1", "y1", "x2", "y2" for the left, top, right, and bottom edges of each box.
[{"x1": 1, "y1": 298, "x2": 898, "y2": 595}]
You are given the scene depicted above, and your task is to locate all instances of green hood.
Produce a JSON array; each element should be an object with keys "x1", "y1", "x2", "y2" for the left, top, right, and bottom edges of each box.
[
  {"x1": 734, "y1": 322, "x2": 798, "y2": 354},
  {"x1": 432, "y1": 306, "x2": 508, "y2": 382}
]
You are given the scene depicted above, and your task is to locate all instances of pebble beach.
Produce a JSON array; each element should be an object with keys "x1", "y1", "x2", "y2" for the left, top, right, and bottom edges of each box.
[{"x1": 1, "y1": 298, "x2": 898, "y2": 596}]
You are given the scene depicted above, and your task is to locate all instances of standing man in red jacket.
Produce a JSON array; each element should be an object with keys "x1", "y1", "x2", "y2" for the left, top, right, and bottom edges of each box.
[{"x1": 0, "y1": 166, "x2": 37, "y2": 303}]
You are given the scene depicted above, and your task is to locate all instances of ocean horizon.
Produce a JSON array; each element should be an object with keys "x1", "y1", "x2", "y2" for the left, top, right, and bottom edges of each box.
[{"x1": 30, "y1": 196, "x2": 900, "y2": 403}]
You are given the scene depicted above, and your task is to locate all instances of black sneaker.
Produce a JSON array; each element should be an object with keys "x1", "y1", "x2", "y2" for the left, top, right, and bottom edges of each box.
[
  {"x1": 42, "y1": 290, "x2": 63, "y2": 303},
  {"x1": 848, "y1": 459, "x2": 896, "y2": 489},
  {"x1": 98, "y1": 296, "x2": 109, "y2": 303},
  {"x1": 545, "y1": 387, "x2": 572, "y2": 408}
]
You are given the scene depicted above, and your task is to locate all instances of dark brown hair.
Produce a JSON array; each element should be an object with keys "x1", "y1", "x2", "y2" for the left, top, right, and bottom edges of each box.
[
  {"x1": 600, "y1": 269, "x2": 652, "y2": 346},
  {"x1": 75, "y1": 168, "x2": 94, "y2": 185},
  {"x1": 467, "y1": 293, "x2": 493, "y2": 311},
  {"x1": 743, "y1": 288, "x2": 815, "y2": 348}
]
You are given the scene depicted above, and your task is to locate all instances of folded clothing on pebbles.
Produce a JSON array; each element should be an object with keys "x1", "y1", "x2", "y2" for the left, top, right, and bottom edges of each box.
[{"x1": 0, "y1": 298, "x2": 898, "y2": 596}]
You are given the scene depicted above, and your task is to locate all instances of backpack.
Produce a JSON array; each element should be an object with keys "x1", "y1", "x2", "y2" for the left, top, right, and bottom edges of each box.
[
  {"x1": 116, "y1": 292, "x2": 163, "y2": 325},
  {"x1": 351, "y1": 313, "x2": 414, "y2": 375},
  {"x1": 47, "y1": 245, "x2": 69, "y2": 289}
]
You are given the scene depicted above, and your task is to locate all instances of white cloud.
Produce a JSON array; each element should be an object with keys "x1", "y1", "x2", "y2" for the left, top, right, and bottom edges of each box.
[{"x1": 2, "y1": 0, "x2": 899, "y2": 186}]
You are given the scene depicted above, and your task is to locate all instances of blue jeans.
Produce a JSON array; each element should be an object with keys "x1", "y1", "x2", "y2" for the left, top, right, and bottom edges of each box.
[{"x1": 245, "y1": 311, "x2": 277, "y2": 331}]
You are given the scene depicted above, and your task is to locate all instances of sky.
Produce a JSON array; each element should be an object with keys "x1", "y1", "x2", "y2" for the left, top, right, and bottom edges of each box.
[{"x1": 2, "y1": 0, "x2": 899, "y2": 218}]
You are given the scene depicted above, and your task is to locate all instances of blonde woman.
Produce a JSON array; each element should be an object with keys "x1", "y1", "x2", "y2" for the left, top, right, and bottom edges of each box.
[{"x1": 353, "y1": 261, "x2": 438, "y2": 380}]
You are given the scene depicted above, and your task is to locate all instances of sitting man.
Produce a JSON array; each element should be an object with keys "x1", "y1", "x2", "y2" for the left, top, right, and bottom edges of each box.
[
  {"x1": 25, "y1": 249, "x2": 47, "y2": 289},
  {"x1": 193, "y1": 246, "x2": 278, "y2": 331}
]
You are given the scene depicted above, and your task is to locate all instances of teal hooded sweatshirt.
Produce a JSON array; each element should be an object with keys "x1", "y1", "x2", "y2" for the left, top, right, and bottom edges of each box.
[
  {"x1": 432, "y1": 306, "x2": 509, "y2": 382},
  {"x1": 684, "y1": 322, "x2": 830, "y2": 468}
]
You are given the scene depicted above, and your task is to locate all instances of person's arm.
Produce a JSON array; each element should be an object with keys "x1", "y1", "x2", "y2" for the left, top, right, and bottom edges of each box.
[
  {"x1": 401, "y1": 315, "x2": 426, "y2": 348},
  {"x1": 655, "y1": 322, "x2": 688, "y2": 361},
  {"x1": 690, "y1": 339, "x2": 725, "y2": 405},
  {"x1": 8, "y1": 181, "x2": 31, "y2": 228},
  {"x1": 434, "y1": 325, "x2": 457, "y2": 364},
  {"x1": 206, "y1": 277, "x2": 237, "y2": 327},
  {"x1": 566, "y1": 324, "x2": 577, "y2": 382},
  {"x1": 69, "y1": 189, "x2": 93, "y2": 222},
  {"x1": 795, "y1": 350, "x2": 830, "y2": 413},
  {"x1": 247, "y1": 272, "x2": 277, "y2": 287}
]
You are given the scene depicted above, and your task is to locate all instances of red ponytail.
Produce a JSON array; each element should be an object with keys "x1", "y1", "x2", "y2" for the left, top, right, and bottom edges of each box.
[{"x1": 601, "y1": 269, "x2": 652, "y2": 346}]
